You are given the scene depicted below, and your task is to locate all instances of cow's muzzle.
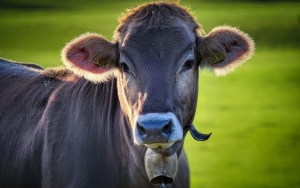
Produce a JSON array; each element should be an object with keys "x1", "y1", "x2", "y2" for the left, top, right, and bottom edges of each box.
[{"x1": 133, "y1": 112, "x2": 183, "y2": 148}]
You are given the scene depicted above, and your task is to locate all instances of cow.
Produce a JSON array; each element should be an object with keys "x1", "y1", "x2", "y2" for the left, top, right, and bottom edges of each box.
[{"x1": 0, "y1": 2, "x2": 254, "y2": 188}]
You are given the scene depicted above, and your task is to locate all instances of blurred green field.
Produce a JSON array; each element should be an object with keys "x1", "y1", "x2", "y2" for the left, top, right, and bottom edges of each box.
[{"x1": 0, "y1": 0, "x2": 299, "y2": 187}]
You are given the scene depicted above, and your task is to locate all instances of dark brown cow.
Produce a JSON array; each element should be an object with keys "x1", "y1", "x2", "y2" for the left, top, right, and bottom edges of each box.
[{"x1": 0, "y1": 2, "x2": 254, "y2": 188}]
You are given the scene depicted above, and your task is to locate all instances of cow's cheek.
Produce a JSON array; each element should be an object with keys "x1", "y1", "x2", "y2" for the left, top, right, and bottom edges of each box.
[
  {"x1": 117, "y1": 74, "x2": 139, "y2": 126},
  {"x1": 174, "y1": 71, "x2": 197, "y2": 125}
]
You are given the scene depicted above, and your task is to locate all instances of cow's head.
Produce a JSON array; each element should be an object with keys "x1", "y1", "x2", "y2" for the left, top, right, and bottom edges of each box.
[{"x1": 61, "y1": 2, "x2": 254, "y2": 185}]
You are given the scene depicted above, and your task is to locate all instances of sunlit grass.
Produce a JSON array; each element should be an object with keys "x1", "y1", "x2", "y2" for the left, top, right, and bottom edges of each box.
[{"x1": 186, "y1": 49, "x2": 300, "y2": 187}]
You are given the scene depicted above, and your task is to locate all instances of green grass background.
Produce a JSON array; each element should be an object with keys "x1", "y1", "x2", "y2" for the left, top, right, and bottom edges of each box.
[{"x1": 0, "y1": 0, "x2": 299, "y2": 187}]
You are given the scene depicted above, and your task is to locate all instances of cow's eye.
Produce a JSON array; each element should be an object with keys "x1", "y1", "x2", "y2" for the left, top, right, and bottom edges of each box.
[
  {"x1": 120, "y1": 62, "x2": 130, "y2": 73},
  {"x1": 183, "y1": 59, "x2": 194, "y2": 70}
]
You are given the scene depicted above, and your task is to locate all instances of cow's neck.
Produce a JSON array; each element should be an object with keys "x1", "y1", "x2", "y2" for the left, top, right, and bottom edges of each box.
[{"x1": 86, "y1": 78, "x2": 150, "y2": 187}]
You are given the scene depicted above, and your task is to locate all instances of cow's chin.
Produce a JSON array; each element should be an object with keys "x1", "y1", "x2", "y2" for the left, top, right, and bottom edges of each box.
[
  {"x1": 145, "y1": 140, "x2": 183, "y2": 157},
  {"x1": 145, "y1": 142, "x2": 174, "y2": 149}
]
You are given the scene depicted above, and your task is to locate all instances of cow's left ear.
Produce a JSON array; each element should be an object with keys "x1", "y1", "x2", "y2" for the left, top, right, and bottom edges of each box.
[
  {"x1": 61, "y1": 33, "x2": 118, "y2": 83},
  {"x1": 198, "y1": 26, "x2": 255, "y2": 76}
]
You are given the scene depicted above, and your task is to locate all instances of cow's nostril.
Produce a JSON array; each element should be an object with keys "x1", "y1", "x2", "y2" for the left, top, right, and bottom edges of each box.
[
  {"x1": 162, "y1": 121, "x2": 172, "y2": 136},
  {"x1": 137, "y1": 122, "x2": 146, "y2": 136}
]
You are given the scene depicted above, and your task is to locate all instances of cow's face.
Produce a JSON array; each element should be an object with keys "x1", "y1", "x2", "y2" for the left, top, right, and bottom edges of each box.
[
  {"x1": 61, "y1": 24, "x2": 253, "y2": 151},
  {"x1": 116, "y1": 25, "x2": 198, "y2": 154}
]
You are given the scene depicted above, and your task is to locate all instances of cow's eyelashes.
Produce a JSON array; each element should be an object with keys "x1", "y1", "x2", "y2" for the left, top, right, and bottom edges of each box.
[
  {"x1": 182, "y1": 59, "x2": 194, "y2": 71},
  {"x1": 120, "y1": 62, "x2": 130, "y2": 73}
]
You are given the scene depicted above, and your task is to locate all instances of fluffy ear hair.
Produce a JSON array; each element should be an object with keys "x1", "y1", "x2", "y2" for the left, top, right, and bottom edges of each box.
[
  {"x1": 198, "y1": 26, "x2": 255, "y2": 76},
  {"x1": 61, "y1": 33, "x2": 119, "y2": 83}
]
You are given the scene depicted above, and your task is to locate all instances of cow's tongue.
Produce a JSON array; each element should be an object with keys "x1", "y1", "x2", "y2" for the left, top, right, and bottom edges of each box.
[{"x1": 144, "y1": 148, "x2": 178, "y2": 186}]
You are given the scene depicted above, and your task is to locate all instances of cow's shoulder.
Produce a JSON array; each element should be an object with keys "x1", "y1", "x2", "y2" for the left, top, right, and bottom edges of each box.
[
  {"x1": 0, "y1": 58, "x2": 74, "y2": 113},
  {"x1": 0, "y1": 57, "x2": 73, "y2": 82},
  {"x1": 0, "y1": 58, "x2": 43, "y2": 77}
]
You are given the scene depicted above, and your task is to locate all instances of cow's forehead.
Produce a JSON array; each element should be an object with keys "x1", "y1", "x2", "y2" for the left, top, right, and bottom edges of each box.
[{"x1": 119, "y1": 26, "x2": 196, "y2": 65}]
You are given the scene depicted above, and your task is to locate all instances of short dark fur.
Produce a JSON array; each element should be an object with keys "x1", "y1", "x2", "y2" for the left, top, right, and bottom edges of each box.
[
  {"x1": 0, "y1": 56, "x2": 189, "y2": 187},
  {"x1": 0, "y1": 59, "x2": 69, "y2": 187}
]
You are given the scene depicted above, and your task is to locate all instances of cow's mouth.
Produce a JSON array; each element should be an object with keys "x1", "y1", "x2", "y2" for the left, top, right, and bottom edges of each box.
[
  {"x1": 146, "y1": 140, "x2": 183, "y2": 156},
  {"x1": 145, "y1": 124, "x2": 212, "y2": 157}
]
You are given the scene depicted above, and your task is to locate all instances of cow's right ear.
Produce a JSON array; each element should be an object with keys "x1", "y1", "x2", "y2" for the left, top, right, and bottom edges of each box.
[{"x1": 61, "y1": 33, "x2": 119, "y2": 83}]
